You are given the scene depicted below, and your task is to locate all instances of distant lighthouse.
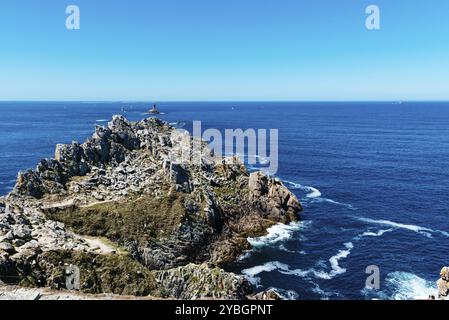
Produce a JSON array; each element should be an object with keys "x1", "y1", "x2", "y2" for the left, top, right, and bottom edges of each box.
[{"x1": 149, "y1": 103, "x2": 160, "y2": 114}]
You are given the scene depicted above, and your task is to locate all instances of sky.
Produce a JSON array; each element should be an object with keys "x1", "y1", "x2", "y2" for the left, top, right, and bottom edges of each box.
[{"x1": 0, "y1": 0, "x2": 448, "y2": 101}]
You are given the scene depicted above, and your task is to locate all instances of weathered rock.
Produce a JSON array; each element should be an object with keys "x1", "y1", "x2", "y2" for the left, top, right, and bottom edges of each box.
[
  {"x1": 251, "y1": 289, "x2": 283, "y2": 300},
  {"x1": 437, "y1": 266, "x2": 449, "y2": 299},
  {"x1": 154, "y1": 263, "x2": 252, "y2": 299},
  {"x1": 249, "y1": 172, "x2": 302, "y2": 223},
  {"x1": 0, "y1": 242, "x2": 15, "y2": 254},
  {"x1": 1, "y1": 115, "x2": 302, "y2": 299}
]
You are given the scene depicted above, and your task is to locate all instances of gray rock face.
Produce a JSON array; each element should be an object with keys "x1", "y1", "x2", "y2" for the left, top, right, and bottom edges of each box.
[
  {"x1": 249, "y1": 172, "x2": 302, "y2": 223},
  {"x1": 1, "y1": 115, "x2": 302, "y2": 299},
  {"x1": 154, "y1": 263, "x2": 252, "y2": 300},
  {"x1": 251, "y1": 289, "x2": 282, "y2": 300},
  {"x1": 437, "y1": 267, "x2": 449, "y2": 299},
  {"x1": 0, "y1": 242, "x2": 15, "y2": 254},
  {"x1": 12, "y1": 116, "x2": 151, "y2": 199}
]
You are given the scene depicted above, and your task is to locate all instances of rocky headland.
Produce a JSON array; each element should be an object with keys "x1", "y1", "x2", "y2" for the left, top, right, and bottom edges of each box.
[{"x1": 0, "y1": 115, "x2": 301, "y2": 300}]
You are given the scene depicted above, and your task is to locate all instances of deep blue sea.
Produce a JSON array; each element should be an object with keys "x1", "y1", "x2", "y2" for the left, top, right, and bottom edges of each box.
[{"x1": 1, "y1": 101, "x2": 448, "y2": 300}]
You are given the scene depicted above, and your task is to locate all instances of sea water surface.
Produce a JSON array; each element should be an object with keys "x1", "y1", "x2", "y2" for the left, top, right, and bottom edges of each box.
[{"x1": 0, "y1": 101, "x2": 448, "y2": 299}]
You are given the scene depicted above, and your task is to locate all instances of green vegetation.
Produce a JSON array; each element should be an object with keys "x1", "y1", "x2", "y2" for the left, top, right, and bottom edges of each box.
[
  {"x1": 18, "y1": 250, "x2": 164, "y2": 296},
  {"x1": 45, "y1": 192, "x2": 186, "y2": 245}
]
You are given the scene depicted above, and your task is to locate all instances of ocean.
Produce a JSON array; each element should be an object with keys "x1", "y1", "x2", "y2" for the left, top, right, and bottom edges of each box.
[{"x1": 0, "y1": 101, "x2": 448, "y2": 300}]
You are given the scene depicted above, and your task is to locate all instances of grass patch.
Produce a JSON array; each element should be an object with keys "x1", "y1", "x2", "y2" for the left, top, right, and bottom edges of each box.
[
  {"x1": 18, "y1": 250, "x2": 164, "y2": 296},
  {"x1": 45, "y1": 192, "x2": 186, "y2": 245}
]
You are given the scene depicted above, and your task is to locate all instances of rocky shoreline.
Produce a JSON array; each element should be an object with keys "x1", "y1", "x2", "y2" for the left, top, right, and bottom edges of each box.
[{"x1": 0, "y1": 115, "x2": 302, "y2": 300}]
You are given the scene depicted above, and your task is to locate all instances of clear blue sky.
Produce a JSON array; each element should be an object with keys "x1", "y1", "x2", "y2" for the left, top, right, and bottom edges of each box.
[{"x1": 0, "y1": 0, "x2": 448, "y2": 101}]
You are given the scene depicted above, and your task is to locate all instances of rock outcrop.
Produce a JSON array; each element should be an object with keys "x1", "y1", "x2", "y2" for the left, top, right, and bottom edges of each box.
[
  {"x1": 0, "y1": 115, "x2": 302, "y2": 299},
  {"x1": 437, "y1": 267, "x2": 449, "y2": 299}
]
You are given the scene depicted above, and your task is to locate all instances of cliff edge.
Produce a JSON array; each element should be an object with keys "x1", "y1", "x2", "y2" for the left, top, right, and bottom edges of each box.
[{"x1": 0, "y1": 115, "x2": 301, "y2": 299}]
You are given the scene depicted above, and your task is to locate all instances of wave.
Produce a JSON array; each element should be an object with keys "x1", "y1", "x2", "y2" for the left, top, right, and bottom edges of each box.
[
  {"x1": 305, "y1": 186, "x2": 322, "y2": 198},
  {"x1": 279, "y1": 244, "x2": 296, "y2": 253},
  {"x1": 387, "y1": 272, "x2": 439, "y2": 300},
  {"x1": 306, "y1": 242, "x2": 354, "y2": 280},
  {"x1": 358, "y1": 217, "x2": 449, "y2": 238},
  {"x1": 242, "y1": 261, "x2": 289, "y2": 278},
  {"x1": 321, "y1": 198, "x2": 356, "y2": 210},
  {"x1": 242, "y1": 240, "x2": 354, "y2": 282},
  {"x1": 311, "y1": 283, "x2": 341, "y2": 300},
  {"x1": 361, "y1": 229, "x2": 392, "y2": 237},
  {"x1": 283, "y1": 181, "x2": 321, "y2": 198},
  {"x1": 95, "y1": 119, "x2": 108, "y2": 122},
  {"x1": 283, "y1": 180, "x2": 356, "y2": 209},
  {"x1": 362, "y1": 272, "x2": 438, "y2": 300},
  {"x1": 247, "y1": 221, "x2": 311, "y2": 248},
  {"x1": 237, "y1": 251, "x2": 252, "y2": 262},
  {"x1": 327, "y1": 242, "x2": 354, "y2": 278},
  {"x1": 354, "y1": 228, "x2": 393, "y2": 240}
]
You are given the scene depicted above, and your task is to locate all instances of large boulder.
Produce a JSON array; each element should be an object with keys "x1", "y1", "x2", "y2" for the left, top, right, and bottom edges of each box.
[
  {"x1": 154, "y1": 263, "x2": 252, "y2": 299},
  {"x1": 248, "y1": 172, "x2": 301, "y2": 222}
]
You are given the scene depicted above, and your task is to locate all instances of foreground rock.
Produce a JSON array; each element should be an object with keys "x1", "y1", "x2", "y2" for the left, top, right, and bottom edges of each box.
[
  {"x1": 0, "y1": 115, "x2": 301, "y2": 299},
  {"x1": 437, "y1": 267, "x2": 449, "y2": 299}
]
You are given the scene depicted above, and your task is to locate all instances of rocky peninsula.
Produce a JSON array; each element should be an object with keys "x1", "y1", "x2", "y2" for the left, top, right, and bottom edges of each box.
[{"x1": 0, "y1": 115, "x2": 301, "y2": 299}]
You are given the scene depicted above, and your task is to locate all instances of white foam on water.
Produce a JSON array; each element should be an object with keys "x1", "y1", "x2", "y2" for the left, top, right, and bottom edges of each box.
[
  {"x1": 329, "y1": 242, "x2": 353, "y2": 276},
  {"x1": 370, "y1": 272, "x2": 439, "y2": 300},
  {"x1": 358, "y1": 217, "x2": 449, "y2": 239},
  {"x1": 310, "y1": 282, "x2": 341, "y2": 300},
  {"x1": 246, "y1": 242, "x2": 355, "y2": 281},
  {"x1": 237, "y1": 251, "x2": 252, "y2": 261},
  {"x1": 283, "y1": 180, "x2": 321, "y2": 198},
  {"x1": 361, "y1": 229, "x2": 393, "y2": 237},
  {"x1": 321, "y1": 198, "x2": 357, "y2": 210},
  {"x1": 247, "y1": 221, "x2": 311, "y2": 248},
  {"x1": 283, "y1": 243, "x2": 355, "y2": 281},
  {"x1": 354, "y1": 228, "x2": 393, "y2": 240},
  {"x1": 95, "y1": 119, "x2": 108, "y2": 122},
  {"x1": 305, "y1": 186, "x2": 322, "y2": 198},
  {"x1": 310, "y1": 242, "x2": 354, "y2": 280},
  {"x1": 241, "y1": 241, "x2": 355, "y2": 286},
  {"x1": 242, "y1": 261, "x2": 290, "y2": 278},
  {"x1": 283, "y1": 180, "x2": 355, "y2": 209},
  {"x1": 279, "y1": 244, "x2": 296, "y2": 253},
  {"x1": 283, "y1": 180, "x2": 303, "y2": 189},
  {"x1": 241, "y1": 261, "x2": 290, "y2": 287}
]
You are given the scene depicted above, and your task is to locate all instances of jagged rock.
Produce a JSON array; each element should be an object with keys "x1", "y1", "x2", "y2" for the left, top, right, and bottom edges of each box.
[
  {"x1": 251, "y1": 289, "x2": 282, "y2": 300},
  {"x1": 437, "y1": 266, "x2": 449, "y2": 299},
  {"x1": 1, "y1": 115, "x2": 302, "y2": 299},
  {"x1": 0, "y1": 242, "x2": 15, "y2": 254},
  {"x1": 154, "y1": 263, "x2": 252, "y2": 299},
  {"x1": 169, "y1": 163, "x2": 192, "y2": 193},
  {"x1": 249, "y1": 172, "x2": 301, "y2": 223}
]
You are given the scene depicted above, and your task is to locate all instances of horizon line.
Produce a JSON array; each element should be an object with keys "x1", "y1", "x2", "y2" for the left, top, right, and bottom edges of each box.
[{"x1": 1, "y1": 100, "x2": 449, "y2": 103}]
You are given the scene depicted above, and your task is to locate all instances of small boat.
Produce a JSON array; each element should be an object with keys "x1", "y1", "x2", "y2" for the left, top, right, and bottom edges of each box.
[{"x1": 148, "y1": 104, "x2": 160, "y2": 114}]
